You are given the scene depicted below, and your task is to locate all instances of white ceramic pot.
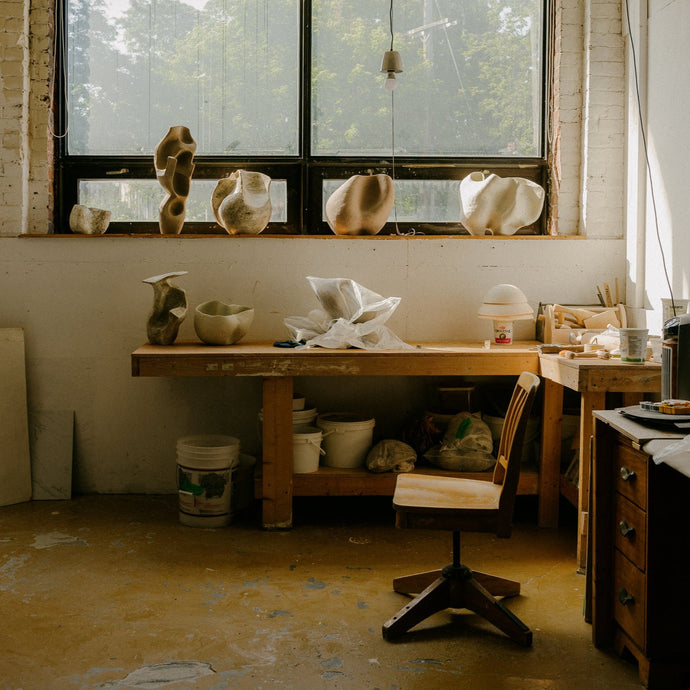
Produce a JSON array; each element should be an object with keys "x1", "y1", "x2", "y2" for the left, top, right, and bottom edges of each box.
[
  {"x1": 194, "y1": 300, "x2": 254, "y2": 345},
  {"x1": 459, "y1": 171, "x2": 545, "y2": 236}
]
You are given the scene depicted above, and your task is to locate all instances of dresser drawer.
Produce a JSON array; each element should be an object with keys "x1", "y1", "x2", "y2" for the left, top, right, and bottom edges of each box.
[
  {"x1": 613, "y1": 443, "x2": 648, "y2": 510},
  {"x1": 614, "y1": 492, "x2": 646, "y2": 571},
  {"x1": 613, "y1": 550, "x2": 646, "y2": 650}
]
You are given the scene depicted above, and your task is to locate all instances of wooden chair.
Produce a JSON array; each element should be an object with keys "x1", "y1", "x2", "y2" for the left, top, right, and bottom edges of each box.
[{"x1": 382, "y1": 371, "x2": 541, "y2": 645}]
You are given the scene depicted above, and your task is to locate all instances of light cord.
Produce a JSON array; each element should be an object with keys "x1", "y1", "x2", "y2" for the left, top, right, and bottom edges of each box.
[{"x1": 624, "y1": 0, "x2": 675, "y2": 314}]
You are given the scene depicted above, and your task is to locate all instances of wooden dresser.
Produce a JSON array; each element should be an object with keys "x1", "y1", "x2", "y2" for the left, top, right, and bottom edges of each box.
[{"x1": 592, "y1": 410, "x2": 690, "y2": 688}]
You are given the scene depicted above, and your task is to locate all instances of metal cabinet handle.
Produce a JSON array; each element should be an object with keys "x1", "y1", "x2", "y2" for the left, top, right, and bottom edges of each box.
[
  {"x1": 619, "y1": 520, "x2": 635, "y2": 538},
  {"x1": 620, "y1": 466, "x2": 636, "y2": 481},
  {"x1": 618, "y1": 587, "x2": 635, "y2": 606}
]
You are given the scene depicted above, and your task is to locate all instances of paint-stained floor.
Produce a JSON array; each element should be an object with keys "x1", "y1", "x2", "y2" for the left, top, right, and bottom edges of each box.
[{"x1": 0, "y1": 494, "x2": 643, "y2": 689}]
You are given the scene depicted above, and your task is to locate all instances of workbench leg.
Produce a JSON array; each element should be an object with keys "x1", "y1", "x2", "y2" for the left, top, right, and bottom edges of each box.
[
  {"x1": 261, "y1": 376, "x2": 294, "y2": 529},
  {"x1": 576, "y1": 391, "x2": 605, "y2": 571},
  {"x1": 538, "y1": 378, "x2": 563, "y2": 528}
]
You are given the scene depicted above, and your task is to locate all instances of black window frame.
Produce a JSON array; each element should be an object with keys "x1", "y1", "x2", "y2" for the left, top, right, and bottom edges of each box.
[{"x1": 54, "y1": 0, "x2": 550, "y2": 236}]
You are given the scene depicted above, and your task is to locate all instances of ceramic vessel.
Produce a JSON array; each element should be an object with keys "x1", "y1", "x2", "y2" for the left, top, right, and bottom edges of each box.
[
  {"x1": 211, "y1": 170, "x2": 271, "y2": 235},
  {"x1": 143, "y1": 271, "x2": 188, "y2": 345},
  {"x1": 69, "y1": 205, "x2": 111, "y2": 235},
  {"x1": 194, "y1": 300, "x2": 254, "y2": 345},
  {"x1": 154, "y1": 126, "x2": 197, "y2": 235},
  {"x1": 325, "y1": 174, "x2": 394, "y2": 235},
  {"x1": 459, "y1": 171, "x2": 545, "y2": 236}
]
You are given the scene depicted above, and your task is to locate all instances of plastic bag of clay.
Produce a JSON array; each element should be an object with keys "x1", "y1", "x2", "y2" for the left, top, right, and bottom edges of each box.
[
  {"x1": 423, "y1": 412, "x2": 496, "y2": 471},
  {"x1": 366, "y1": 440, "x2": 417, "y2": 473},
  {"x1": 284, "y1": 276, "x2": 412, "y2": 350}
]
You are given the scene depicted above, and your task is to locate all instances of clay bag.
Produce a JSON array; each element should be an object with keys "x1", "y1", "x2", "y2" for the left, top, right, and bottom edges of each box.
[{"x1": 366, "y1": 440, "x2": 417, "y2": 473}]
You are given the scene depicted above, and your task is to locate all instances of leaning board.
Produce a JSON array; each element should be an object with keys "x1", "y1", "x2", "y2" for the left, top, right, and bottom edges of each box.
[{"x1": 0, "y1": 329, "x2": 32, "y2": 505}]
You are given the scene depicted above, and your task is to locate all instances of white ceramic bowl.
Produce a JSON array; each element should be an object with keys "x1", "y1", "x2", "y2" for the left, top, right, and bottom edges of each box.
[
  {"x1": 481, "y1": 284, "x2": 529, "y2": 305},
  {"x1": 194, "y1": 300, "x2": 254, "y2": 345}
]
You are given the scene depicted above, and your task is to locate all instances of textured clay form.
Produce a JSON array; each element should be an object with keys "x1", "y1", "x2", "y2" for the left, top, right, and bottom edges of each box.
[
  {"x1": 325, "y1": 174, "x2": 395, "y2": 236},
  {"x1": 194, "y1": 301, "x2": 254, "y2": 345},
  {"x1": 459, "y1": 171, "x2": 545, "y2": 236},
  {"x1": 154, "y1": 126, "x2": 197, "y2": 235},
  {"x1": 69, "y1": 204, "x2": 111, "y2": 235},
  {"x1": 143, "y1": 271, "x2": 188, "y2": 345},
  {"x1": 211, "y1": 170, "x2": 272, "y2": 235}
]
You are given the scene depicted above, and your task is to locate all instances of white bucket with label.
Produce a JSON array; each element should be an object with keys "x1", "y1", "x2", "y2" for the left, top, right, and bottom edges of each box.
[
  {"x1": 292, "y1": 425, "x2": 325, "y2": 473},
  {"x1": 176, "y1": 435, "x2": 240, "y2": 528},
  {"x1": 316, "y1": 413, "x2": 375, "y2": 469}
]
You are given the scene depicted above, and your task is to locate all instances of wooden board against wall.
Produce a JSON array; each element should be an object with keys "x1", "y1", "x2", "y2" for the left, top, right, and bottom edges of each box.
[{"x1": 0, "y1": 329, "x2": 32, "y2": 506}]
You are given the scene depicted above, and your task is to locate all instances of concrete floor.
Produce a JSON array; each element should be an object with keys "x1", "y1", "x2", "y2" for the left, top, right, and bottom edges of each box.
[{"x1": 0, "y1": 494, "x2": 643, "y2": 689}]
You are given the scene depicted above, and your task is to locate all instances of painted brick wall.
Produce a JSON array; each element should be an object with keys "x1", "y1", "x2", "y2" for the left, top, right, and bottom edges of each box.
[{"x1": 0, "y1": 0, "x2": 625, "y2": 238}]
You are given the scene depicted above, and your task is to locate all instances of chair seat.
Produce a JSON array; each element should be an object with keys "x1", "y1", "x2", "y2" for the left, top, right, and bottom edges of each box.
[{"x1": 393, "y1": 473, "x2": 501, "y2": 514}]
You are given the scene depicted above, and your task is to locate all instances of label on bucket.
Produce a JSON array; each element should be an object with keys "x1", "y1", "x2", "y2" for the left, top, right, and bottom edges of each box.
[{"x1": 177, "y1": 465, "x2": 232, "y2": 518}]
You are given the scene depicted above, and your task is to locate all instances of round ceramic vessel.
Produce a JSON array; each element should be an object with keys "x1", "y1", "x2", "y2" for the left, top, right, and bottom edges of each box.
[{"x1": 194, "y1": 300, "x2": 254, "y2": 345}]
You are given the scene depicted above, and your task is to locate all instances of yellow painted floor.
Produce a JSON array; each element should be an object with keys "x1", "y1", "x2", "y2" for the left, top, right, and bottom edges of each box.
[{"x1": 0, "y1": 495, "x2": 644, "y2": 689}]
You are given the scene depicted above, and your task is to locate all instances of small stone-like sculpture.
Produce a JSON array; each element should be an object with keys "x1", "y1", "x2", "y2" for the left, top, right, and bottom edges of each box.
[
  {"x1": 143, "y1": 271, "x2": 188, "y2": 345},
  {"x1": 154, "y1": 126, "x2": 197, "y2": 235},
  {"x1": 459, "y1": 171, "x2": 545, "y2": 236},
  {"x1": 325, "y1": 174, "x2": 394, "y2": 235},
  {"x1": 211, "y1": 170, "x2": 272, "y2": 235},
  {"x1": 69, "y1": 205, "x2": 111, "y2": 234}
]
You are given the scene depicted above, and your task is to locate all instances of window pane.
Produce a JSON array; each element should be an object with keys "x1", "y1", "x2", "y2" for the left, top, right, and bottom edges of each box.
[
  {"x1": 67, "y1": 0, "x2": 300, "y2": 156},
  {"x1": 312, "y1": 0, "x2": 543, "y2": 157},
  {"x1": 323, "y1": 179, "x2": 460, "y2": 223},
  {"x1": 78, "y1": 179, "x2": 288, "y2": 223}
]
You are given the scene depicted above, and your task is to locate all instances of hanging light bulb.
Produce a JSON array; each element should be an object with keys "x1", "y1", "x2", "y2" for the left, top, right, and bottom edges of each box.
[{"x1": 381, "y1": 50, "x2": 403, "y2": 91}]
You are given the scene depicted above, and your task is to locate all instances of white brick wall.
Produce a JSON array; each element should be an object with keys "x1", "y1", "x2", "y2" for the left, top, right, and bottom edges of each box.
[{"x1": 1, "y1": 0, "x2": 626, "y2": 238}]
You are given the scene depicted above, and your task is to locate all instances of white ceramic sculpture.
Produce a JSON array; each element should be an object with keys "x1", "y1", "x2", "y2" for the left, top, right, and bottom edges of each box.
[
  {"x1": 143, "y1": 271, "x2": 188, "y2": 345},
  {"x1": 69, "y1": 205, "x2": 111, "y2": 235},
  {"x1": 211, "y1": 170, "x2": 272, "y2": 235},
  {"x1": 459, "y1": 171, "x2": 545, "y2": 236},
  {"x1": 325, "y1": 174, "x2": 395, "y2": 236},
  {"x1": 194, "y1": 300, "x2": 254, "y2": 345},
  {"x1": 154, "y1": 126, "x2": 197, "y2": 235}
]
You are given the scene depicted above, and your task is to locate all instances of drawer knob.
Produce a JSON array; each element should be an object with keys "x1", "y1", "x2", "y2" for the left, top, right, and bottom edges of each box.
[
  {"x1": 618, "y1": 587, "x2": 635, "y2": 606},
  {"x1": 619, "y1": 466, "x2": 636, "y2": 481},
  {"x1": 619, "y1": 520, "x2": 636, "y2": 538}
]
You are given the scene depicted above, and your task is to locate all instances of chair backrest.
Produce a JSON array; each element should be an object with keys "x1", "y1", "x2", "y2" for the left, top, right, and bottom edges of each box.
[{"x1": 491, "y1": 371, "x2": 540, "y2": 536}]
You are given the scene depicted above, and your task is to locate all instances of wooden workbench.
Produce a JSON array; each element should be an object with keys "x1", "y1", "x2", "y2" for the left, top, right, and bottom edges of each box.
[
  {"x1": 132, "y1": 341, "x2": 541, "y2": 528},
  {"x1": 537, "y1": 354, "x2": 661, "y2": 569}
]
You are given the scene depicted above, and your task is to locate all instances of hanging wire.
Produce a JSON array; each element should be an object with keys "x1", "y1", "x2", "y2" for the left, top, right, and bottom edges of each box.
[{"x1": 624, "y1": 0, "x2": 676, "y2": 314}]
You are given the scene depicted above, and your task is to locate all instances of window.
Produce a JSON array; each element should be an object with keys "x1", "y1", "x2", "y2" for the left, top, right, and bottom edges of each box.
[{"x1": 56, "y1": 0, "x2": 547, "y2": 235}]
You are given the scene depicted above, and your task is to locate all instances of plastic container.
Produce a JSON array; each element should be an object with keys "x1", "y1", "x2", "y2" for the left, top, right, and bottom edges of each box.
[
  {"x1": 619, "y1": 328, "x2": 649, "y2": 364},
  {"x1": 292, "y1": 425, "x2": 325, "y2": 473},
  {"x1": 316, "y1": 413, "x2": 375, "y2": 469},
  {"x1": 176, "y1": 435, "x2": 240, "y2": 528}
]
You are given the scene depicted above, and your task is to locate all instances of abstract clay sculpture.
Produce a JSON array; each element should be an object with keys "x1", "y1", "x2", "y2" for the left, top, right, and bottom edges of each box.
[
  {"x1": 68, "y1": 204, "x2": 111, "y2": 235},
  {"x1": 211, "y1": 170, "x2": 272, "y2": 235},
  {"x1": 459, "y1": 171, "x2": 545, "y2": 236},
  {"x1": 325, "y1": 174, "x2": 395, "y2": 235},
  {"x1": 143, "y1": 271, "x2": 188, "y2": 345},
  {"x1": 154, "y1": 126, "x2": 197, "y2": 235}
]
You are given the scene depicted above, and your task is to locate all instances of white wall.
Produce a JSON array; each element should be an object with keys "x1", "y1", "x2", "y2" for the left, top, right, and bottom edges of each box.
[
  {"x1": 1, "y1": 236, "x2": 624, "y2": 492},
  {"x1": 641, "y1": 0, "x2": 690, "y2": 334}
]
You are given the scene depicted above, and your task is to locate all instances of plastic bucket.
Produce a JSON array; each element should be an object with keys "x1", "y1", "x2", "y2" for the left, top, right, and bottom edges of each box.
[
  {"x1": 176, "y1": 435, "x2": 240, "y2": 527},
  {"x1": 316, "y1": 413, "x2": 375, "y2": 469},
  {"x1": 257, "y1": 408, "x2": 318, "y2": 445},
  {"x1": 292, "y1": 425, "x2": 324, "y2": 473}
]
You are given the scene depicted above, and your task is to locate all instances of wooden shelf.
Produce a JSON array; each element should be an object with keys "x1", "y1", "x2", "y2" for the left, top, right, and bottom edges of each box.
[{"x1": 256, "y1": 464, "x2": 539, "y2": 498}]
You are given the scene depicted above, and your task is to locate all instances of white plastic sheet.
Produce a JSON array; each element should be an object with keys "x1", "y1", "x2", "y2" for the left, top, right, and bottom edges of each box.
[
  {"x1": 652, "y1": 435, "x2": 690, "y2": 478},
  {"x1": 284, "y1": 276, "x2": 412, "y2": 350}
]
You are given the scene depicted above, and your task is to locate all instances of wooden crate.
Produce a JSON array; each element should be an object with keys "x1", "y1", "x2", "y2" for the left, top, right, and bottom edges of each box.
[{"x1": 537, "y1": 303, "x2": 627, "y2": 344}]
